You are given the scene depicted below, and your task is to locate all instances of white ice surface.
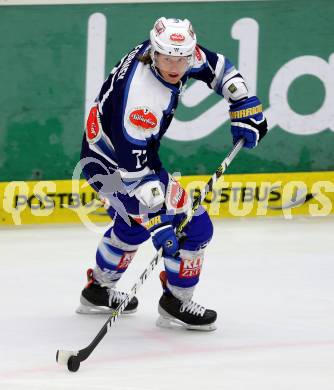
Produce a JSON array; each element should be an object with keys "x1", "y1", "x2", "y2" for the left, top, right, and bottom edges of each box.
[{"x1": 0, "y1": 217, "x2": 333, "y2": 389}]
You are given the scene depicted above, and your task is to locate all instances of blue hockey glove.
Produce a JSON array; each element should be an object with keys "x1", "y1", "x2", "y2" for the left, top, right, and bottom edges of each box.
[
  {"x1": 152, "y1": 225, "x2": 179, "y2": 257},
  {"x1": 229, "y1": 96, "x2": 268, "y2": 149},
  {"x1": 147, "y1": 214, "x2": 179, "y2": 256}
]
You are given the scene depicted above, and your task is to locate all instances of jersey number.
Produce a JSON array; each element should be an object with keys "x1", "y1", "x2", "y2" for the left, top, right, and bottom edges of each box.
[{"x1": 132, "y1": 150, "x2": 147, "y2": 169}]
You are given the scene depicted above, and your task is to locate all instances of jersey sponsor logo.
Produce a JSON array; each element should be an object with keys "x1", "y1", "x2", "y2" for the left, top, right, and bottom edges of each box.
[
  {"x1": 145, "y1": 215, "x2": 162, "y2": 230},
  {"x1": 128, "y1": 107, "x2": 158, "y2": 130},
  {"x1": 86, "y1": 106, "x2": 102, "y2": 143},
  {"x1": 117, "y1": 251, "x2": 136, "y2": 270},
  {"x1": 169, "y1": 33, "x2": 185, "y2": 43},
  {"x1": 179, "y1": 257, "x2": 203, "y2": 278}
]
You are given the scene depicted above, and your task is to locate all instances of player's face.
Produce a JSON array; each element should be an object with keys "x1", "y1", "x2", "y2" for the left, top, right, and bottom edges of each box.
[{"x1": 155, "y1": 53, "x2": 190, "y2": 84}]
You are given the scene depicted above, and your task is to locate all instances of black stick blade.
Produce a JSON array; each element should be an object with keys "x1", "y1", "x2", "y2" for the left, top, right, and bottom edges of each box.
[{"x1": 67, "y1": 355, "x2": 81, "y2": 372}]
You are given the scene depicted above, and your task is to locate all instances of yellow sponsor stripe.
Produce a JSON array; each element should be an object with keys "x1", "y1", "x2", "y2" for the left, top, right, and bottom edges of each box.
[{"x1": 0, "y1": 171, "x2": 333, "y2": 225}]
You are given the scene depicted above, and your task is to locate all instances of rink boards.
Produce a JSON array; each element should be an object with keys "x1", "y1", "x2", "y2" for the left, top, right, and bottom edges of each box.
[{"x1": 1, "y1": 171, "x2": 333, "y2": 225}]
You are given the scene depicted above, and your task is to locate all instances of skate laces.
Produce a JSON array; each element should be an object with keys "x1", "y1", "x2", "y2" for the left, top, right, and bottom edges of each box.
[
  {"x1": 107, "y1": 288, "x2": 129, "y2": 306},
  {"x1": 180, "y1": 300, "x2": 206, "y2": 317}
]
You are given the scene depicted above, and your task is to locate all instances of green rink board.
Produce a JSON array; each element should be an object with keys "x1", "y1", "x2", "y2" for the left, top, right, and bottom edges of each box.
[{"x1": 0, "y1": 1, "x2": 333, "y2": 181}]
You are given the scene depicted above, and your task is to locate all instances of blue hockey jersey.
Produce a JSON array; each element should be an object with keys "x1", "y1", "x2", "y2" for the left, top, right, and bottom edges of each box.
[{"x1": 81, "y1": 40, "x2": 247, "y2": 193}]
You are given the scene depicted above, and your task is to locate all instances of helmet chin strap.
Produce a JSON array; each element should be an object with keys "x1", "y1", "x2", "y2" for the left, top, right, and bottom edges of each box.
[{"x1": 150, "y1": 50, "x2": 159, "y2": 76}]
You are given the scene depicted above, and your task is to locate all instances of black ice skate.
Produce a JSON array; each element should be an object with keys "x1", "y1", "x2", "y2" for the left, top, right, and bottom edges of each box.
[
  {"x1": 156, "y1": 271, "x2": 217, "y2": 331},
  {"x1": 76, "y1": 268, "x2": 138, "y2": 315}
]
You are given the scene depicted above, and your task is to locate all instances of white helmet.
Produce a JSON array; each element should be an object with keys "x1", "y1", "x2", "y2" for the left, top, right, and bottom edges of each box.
[{"x1": 150, "y1": 17, "x2": 197, "y2": 57}]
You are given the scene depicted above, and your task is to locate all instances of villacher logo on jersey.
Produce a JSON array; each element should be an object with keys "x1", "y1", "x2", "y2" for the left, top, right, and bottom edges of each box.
[{"x1": 128, "y1": 107, "x2": 158, "y2": 130}]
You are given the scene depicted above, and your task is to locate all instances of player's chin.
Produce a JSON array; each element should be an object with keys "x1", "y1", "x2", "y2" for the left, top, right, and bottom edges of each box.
[{"x1": 165, "y1": 74, "x2": 182, "y2": 84}]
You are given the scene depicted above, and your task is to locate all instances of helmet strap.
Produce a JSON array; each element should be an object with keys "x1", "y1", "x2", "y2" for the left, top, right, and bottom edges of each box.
[{"x1": 150, "y1": 50, "x2": 160, "y2": 77}]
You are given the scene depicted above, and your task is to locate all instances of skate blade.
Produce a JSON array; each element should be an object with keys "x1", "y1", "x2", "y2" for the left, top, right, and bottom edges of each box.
[
  {"x1": 76, "y1": 303, "x2": 137, "y2": 315},
  {"x1": 76, "y1": 297, "x2": 137, "y2": 315},
  {"x1": 156, "y1": 315, "x2": 217, "y2": 332},
  {"x1": 76, "y1": 304, "x2": 117, "y2": 315}
]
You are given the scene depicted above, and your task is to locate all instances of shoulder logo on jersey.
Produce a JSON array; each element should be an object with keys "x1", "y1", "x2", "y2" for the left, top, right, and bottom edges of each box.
[
  {"x1": 195, "y1": 46, "x2": 202, "y2": 62},
  {"x1": 169, "y1": 33, "x2": 185, "y2": 43},
  {"x1": 128, "y1": 107, "x2": 158, "y2": 130},
  {"x1": 86, "y1": 105, "x2": 102, "y2": 143}
]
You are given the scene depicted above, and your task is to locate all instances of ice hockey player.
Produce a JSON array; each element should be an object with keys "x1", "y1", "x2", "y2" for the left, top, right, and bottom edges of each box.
[{"x1": 77, "y1": 17, "x2": 268, "y2": 331}]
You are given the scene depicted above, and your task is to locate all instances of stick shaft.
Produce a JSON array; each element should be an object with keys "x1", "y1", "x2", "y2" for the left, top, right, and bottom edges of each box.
[{"x1": 176, "y1": 138, "x2": 244, "y2": 234}]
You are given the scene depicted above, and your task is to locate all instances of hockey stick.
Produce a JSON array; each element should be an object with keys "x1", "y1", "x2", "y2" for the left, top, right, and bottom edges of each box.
[{"x1": 56, "y1": 138, "x2": 244, "y2": 372}]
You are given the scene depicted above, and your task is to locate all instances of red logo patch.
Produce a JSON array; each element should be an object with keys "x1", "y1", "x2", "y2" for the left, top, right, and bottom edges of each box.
[
  {"x1": 155, "y1": 20, "x2": 165, "y2": 35},
  {"x1": 168, "y1": 181, "x2": 188, "y2": 210},
  {"x1": 195, "y1": 46, "x2": 202, "y2": 62},
  {"x1": 117, "y1": 251, "x2": 136, "y2": 270},
  {"x1": 129, "y1": 108, "x2": 158, "y2": 130},
  {"x1": 179, "y1": 257, "x2": 203, "y2": 278},
  {"x1": 86, "y1": 106, "x2": 101, "y2": 143},
  {"x1": 170, "y1": 33, "x2": 185, "y2": 42}
]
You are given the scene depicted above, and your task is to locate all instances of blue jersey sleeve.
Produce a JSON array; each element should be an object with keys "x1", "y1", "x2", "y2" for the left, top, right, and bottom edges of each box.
[{"x1": 188, "y1": 45, "x2": 248, "y2": 102}]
